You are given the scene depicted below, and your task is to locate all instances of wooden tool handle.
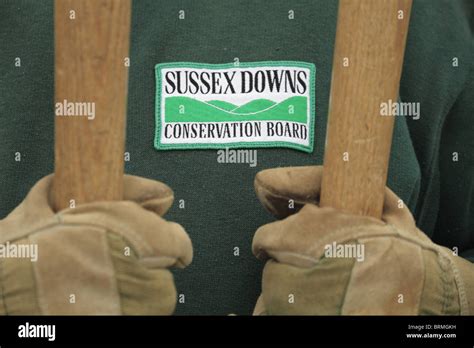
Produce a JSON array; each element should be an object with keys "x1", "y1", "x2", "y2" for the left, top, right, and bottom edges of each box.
[
  {"x1": 320, "y1": 0, "x2": 412, "y2": 219},
  {"x1": 53, "y1": 0, "x2": 131, "y2": 211}
]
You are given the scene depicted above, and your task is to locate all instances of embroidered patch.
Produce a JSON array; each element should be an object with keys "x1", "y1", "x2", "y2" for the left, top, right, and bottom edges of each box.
[{"x1": 155, "y1": 61, "x2": 315, "y2": 152}]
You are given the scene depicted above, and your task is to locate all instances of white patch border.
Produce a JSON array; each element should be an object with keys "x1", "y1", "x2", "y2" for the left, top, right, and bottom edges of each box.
[{"x1": 154, "y1": 61, "x2": 316, "y2": 153}]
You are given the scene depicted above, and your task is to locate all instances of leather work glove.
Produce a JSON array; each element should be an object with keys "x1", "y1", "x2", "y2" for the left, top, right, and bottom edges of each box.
[
  {"x1": 0, "y1": 174, "x2": 192, "y2": 315},
  {"x1": 252, "y1": 166, "x2": 474, "y2": 315}
]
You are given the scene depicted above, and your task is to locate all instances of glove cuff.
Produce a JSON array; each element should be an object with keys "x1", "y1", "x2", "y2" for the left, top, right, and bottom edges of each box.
[{"x1": 450, "y1": 252, "x2": 474, "y2": 314}]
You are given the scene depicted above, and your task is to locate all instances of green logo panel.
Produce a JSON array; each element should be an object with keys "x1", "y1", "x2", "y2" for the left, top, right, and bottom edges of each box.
[{"x1": 155, "y1": 61, "x2": 316, "y2": 152}]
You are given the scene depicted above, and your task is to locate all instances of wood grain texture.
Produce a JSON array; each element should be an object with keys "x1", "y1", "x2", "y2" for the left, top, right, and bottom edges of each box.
[
  {"x1": 53, "y1": 0, "x2": 131, "y2": 211},
  {"x1": 320, "y1": 0, "x2": 412, "y2": 218}
]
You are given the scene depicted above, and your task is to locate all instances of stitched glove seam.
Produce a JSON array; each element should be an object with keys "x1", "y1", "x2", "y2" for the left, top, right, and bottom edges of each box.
[
  {"x1": 256, "y1": 179, "x2": 318, "y2": 207},
  {"x1": 0, "y1": 258, "x2": 8, "y2": 315},
  {"x1": 105, "y1": 232, "x2": 124, "y2": 315}
]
